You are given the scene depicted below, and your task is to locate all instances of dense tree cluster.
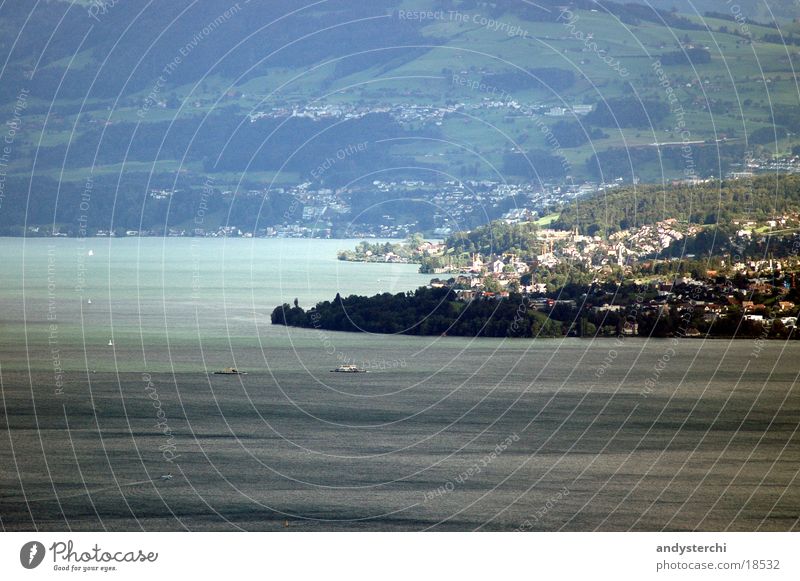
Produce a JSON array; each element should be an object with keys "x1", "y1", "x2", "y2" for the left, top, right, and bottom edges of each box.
[
  {"x1": 555, "y1": 175, "x2": 800, "y2": 235},
  {"x1": 659, "y1": 48, "x2": 712, "y2": 66},
  {"x1": 586, "y1": 143, "x2": 746, "y2": 181},
  {"x1": 549, "y1": 121, "x2": 607, "y2": 148},
  {"x1": 584, "y1": 98, "x2": 671, "y2": 128},
  {"x1": 749, "y1": 126, "x2": 788, "y2": 145},
  {"x1": 481, "y1": 68, "x2": 576, "y2": 93},
  {"x1": 503, "y1": 150, "x2": 567, "y2": 180},
  {"x1": 773, "y1": 105, "x2": 800, "y2": 133},
  {"x1": 271, "y1": 281, "x2": 800, "y2": 340},
  {"x1": 272, "y1": 287, "x2": 565, "y2": 338}
]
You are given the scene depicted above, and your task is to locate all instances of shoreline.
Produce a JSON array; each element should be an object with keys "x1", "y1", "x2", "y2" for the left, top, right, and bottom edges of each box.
[{"x1": 273, "y1": 323, "x2": 795, "y2": 342}]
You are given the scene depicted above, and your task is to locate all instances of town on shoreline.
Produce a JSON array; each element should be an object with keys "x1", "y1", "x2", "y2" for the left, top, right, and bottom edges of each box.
[{"x1": 273, "y1": 261, "x2": 799, "y2": 340}]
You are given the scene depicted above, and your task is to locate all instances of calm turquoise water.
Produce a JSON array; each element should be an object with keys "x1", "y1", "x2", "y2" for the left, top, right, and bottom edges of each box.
[
  {"x1": 0, "y1": 238, "x2": 798, "y2": 531},
  {"x1": 0, "y1": 238, "x2": 432, "y2": 367},
  {"x1": 0, "y1": 237, "x2": 430, "y2": 305}
]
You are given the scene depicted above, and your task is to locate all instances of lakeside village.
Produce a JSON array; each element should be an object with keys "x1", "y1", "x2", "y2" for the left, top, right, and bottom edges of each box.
[
  {"x1": 42, "y1": 178, "x2": 614, "y2": 239},
  {"x1": 41, "y1": 158, "x2": 800, "y2": 240},
  {"x1": 336, "y1": 216, "x2": 800, "y2": 338}
]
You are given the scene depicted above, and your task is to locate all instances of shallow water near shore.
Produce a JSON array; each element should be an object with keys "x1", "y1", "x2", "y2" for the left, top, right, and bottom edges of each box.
[{"x1": 1, "y1": 238, "x2": 798, "y2": 531}]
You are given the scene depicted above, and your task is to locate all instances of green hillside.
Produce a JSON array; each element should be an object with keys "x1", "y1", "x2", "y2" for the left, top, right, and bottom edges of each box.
[{"x1": 555, "y1": 174, "x2": 800, "y2": 234}]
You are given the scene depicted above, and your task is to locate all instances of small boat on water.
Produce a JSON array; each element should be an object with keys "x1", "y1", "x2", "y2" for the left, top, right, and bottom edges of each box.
[
  {"x1": 107, "y1": 339, "x2": 113, "y2": 346},
  {"x1": 214, "y1": 367, "x2": 248, "y2": 375},
  {"x1": 330, "y1": 364, "x2": 367, "y2": 373}
]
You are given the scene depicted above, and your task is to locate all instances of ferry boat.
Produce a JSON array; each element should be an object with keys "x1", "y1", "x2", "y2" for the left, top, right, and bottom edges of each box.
[
  {"x1": 330, "y1": 364, "x2": 367, "y2": 373},
  {"x1": 213, "y1": 367, "x2": 248, "y2": 375}
]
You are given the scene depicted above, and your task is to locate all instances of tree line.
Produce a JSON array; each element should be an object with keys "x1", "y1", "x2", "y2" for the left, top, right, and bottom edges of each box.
[
  {"x1": 272, "y1": 283, "x2": 800, "y2": 340},
  {"x1": 554, "y1": 174, "x2": 800, "y2": 235}
]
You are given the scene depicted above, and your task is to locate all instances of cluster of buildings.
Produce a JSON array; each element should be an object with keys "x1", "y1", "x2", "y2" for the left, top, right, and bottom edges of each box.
[
  {"x1": 266, "y1": 178, "x2": 619, "y2": 239},
  {"x1": 243, "y1": 179, "x2": 610, "y2": 239},
  {"x1": 632, "y1": 275, "x2": 799, "y2": 330},
  {"x1": 427, "y1": 218, "x2": 702, "y2": 281},
  {"x1": 245, "y1": 97, "x2": 593, "y2": 128},
  {"x1": 727, "y1": 153, "x2": 800, "y2": 178},
  {"x1": 37, "y1": 174, "x2": 626, "y2": 239},
  {"x1": 421, "y1": 212, "x2": 800, "y2": 324},
  {"x1": 432, "y1": 257, "x2": 800, "y2": 333},
  {"x1": 606, "y1": 219, "x2": 702, "y2": 263},
  {"x1": 247, "y1": 101, "x2": 461, "y2": 127}
]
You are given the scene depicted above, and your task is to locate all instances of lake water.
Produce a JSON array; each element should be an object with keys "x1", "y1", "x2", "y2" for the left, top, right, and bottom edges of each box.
[{"x1": 0, "y1": 238, "x2": 798, "y2": 531}]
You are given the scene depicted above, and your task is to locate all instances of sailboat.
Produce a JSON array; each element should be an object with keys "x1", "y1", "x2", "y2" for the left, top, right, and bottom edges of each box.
[
  {"x1": 88, "y1": 250, "x2": 94, "y2": 256},
  {"x1": 87, "y1": 298, "x2": 92, "y2": 304},
  {"x1": 107, "y1": 339, "x2": 113, "y2": 346}
]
